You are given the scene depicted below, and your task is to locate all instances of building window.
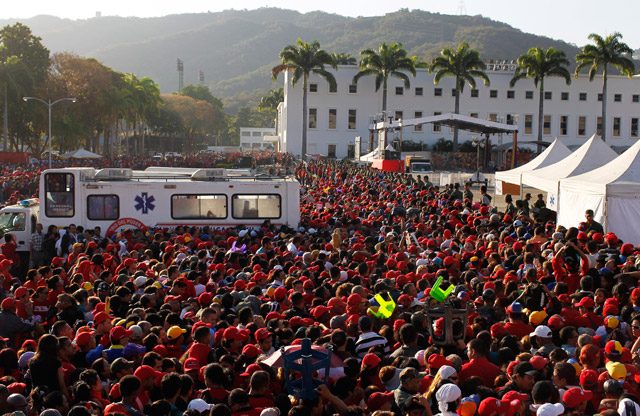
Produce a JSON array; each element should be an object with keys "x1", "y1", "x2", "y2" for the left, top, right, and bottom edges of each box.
[
  {"x1": 241, "y1": 131, "x2": 251, "y2": 136},
  {"x1": 329, "y1": 83, "x2": 337, "y2": 93},
  {"x1": 348, "y1": 84, "x2": 357, "y2": 94},
  {"x1": 490, "y1": 90, "x2": 498, "y2": 98},
  {"x1": 580, "y1": 92, "x2": 587, "y2": 101},
  {"x1": 578, "y1": 116, "x2": 586, "y2": 136},
  {"x1": 597, "y1": 116, "x2": 602, "y2": 135},
  {"x1": 434, "y1": 88, "x2": 442, "y2": 97},
  {"x1": 507, "y1": 90, "x2": 515, "y2": 99},
  {"x1": 395, "y1": 111, "x2": 403, "y2": 121},
  {"x1": 525, "y1": 91, "x2": 534, "y2": 99},
  {"x1": 632, "y1": 118, "x2": 638, "y2": 137},
  {"x1": 613, "y1": 117, "x2": 621, "y2": 137},
  {"x1": 598, "y1": 93, "x2": 603, "y2": 102},
  {"x1": 433, "y1": 111, "x2": 441, "y2": 132},
  {"x1": 543, "y1": 115, "x2": 551, "y2": 135},
  {"x1": 451, "y1": 88, "x2": 457, "y2": 97},
  {"x1": 633, "y1": 94, "x2": 640, "y2": 103},
  {"x1": 87, "y1": 195, "x2": 119, "y2": 220},
  {"x1": 232, "y1": 194, "x2": 281, "y2": 219},
  {"x1": 308, "y1": 108, "x2": 317, "y2": 129},
  {"x1": 415, "y1": 87, "x2": 423, "y2": 96},
  {"x1": 506, "y1": 114, "x2": 516, "y2": 125},
  {"x1": 561, "y1": 92, "x2": 569, "y2": 101},
  {"x1": 327, "y1": 145, "x2": 336, "y2": 158},
  {"x1": 488, "y1": 113, "x2": 498, "y2": 122},
  {"x1": 309, "y1": 83, "x2": 318, "y2": 93},
  {"x1": 348, "y1": 109, "x2": 356, "y2": 129},
  {"x1": 470, "y1": 113, "x2": 478, "y2": 118},
  {"x1": 614, "y1": 94, "x2": 622, "y2": 102},
  {"x1": 395, "y1": 87, "x2": 404, "y2": 95},
  {"x1": 414, "y1": 111, "x2": 422, "y2": 132},
  {"x1": 471, "y1": 89, "x2": 479, "y2": 98},
  {"x1": 328, "y1": 109, "x2": 337, "y2": 129},
  {"x1": 560, "y1": 115, "x2": 568, "y2": 136},
  {"x1": 252, "y1": 131, "x2": 262, "y2": 136},
  {"x1": 524, "y1": 114, "x2": 533, "y2": 135},
  {"x1": 172, "y1": 195, "x2": 227, "y2": 219},
  {"x1": 544, "y1": 91, "x2": 552, "y2": 100}
]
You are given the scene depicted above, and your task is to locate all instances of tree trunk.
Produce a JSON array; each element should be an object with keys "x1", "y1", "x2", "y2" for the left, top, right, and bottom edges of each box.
[
  {"x1": 601, "y1": 67, "x2": 608, "y2": 141},
  {"x1": 301, "y1": 75, "x2": 308, "y2": 161},
  {"x1": 537, "y1": 79, "x2": 544, "y2": 154},
  {"x1": 453, "y1": 77, "x2": 461, "y2": 153}
]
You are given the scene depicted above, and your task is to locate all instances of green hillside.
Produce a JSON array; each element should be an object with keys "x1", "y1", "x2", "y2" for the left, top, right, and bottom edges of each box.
[{"x1": 0, "y1": 8, "x2": 583, "y2": 112}]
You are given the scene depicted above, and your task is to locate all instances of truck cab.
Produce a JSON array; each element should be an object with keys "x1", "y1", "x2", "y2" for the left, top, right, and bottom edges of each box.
[
  {"x1": 405, "y1": 155, "x2": 433, "y2": 174},
  {"x1": 0, "y1": 199, "x2": 39, "y2": 252}
]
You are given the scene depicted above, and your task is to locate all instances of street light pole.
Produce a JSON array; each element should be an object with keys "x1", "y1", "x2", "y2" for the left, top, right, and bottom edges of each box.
[
  {"x1": 23, "y1": 97, "x2": 76, "y2": 168},
  {"x1": 471, "y1": 136, "x2": 485, "y2": 184}
]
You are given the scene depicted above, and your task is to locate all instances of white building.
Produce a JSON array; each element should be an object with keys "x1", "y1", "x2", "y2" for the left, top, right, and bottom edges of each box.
[
  {"x1": 277, "y1": 64, "x2": 640, "y2": 159},
  {"x1": 239, "y1": 127, "x2": 276, "y2": 152}
]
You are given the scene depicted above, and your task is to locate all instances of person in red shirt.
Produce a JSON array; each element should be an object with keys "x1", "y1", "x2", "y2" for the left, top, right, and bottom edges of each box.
[
  {"x1": 199, "y1": 363, "x2": 229, "y2": 405},
  {"x1": 31, "y1": 286, "x2": 50, "y2": 325},
  {"x1": 459, "y1": 339, "x2": 501, "y2": 388},
  {"x1": 504, "y1": 302, "x2": 534, "y2": 340},
  {"x1": 187, "y1": 325, "x2": 212, "y2": 367},
  {"x1": 572, "y1": 297, "x2": 603, "y2": 329},
  {"x1": 553, "y1": 242, "x2": 589, "y2": 295},
  {"x1": 165, "y1": 326, "x2": 187, "y2": 359},
  {"x1": 1, "y1": 234, "x2": 20, "y2": 272},
  {"x1": 247, "y1": 370, "x2": 275, "y2": 408},
  {"x1": 229, "y1": 388, "x2": 263, "y2": 416}
]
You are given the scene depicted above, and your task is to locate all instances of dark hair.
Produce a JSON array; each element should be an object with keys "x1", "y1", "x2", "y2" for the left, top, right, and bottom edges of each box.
[
  {"x1": 229, "y1": 388, "x2": 250, "y2": 407},
  {"x1": 120, "y1": 375, "x2": 142, "y2": 397},
  {"x1": 161, "y1": 372, "x2": 182, "y2": 400}
]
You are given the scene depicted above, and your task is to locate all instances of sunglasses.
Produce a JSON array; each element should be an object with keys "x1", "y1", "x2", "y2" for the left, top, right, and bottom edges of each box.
[{"x1": 632, "y1": 325, "x2": 640, "y2": 330}]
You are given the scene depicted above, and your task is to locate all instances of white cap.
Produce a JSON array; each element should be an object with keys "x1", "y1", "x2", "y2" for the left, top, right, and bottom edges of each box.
[
  {"x1": 261, "y1": 408, "x2": 281, "y2": 416},
  {"x1": 188, "y1": 399, "x2": 213, "y2": 413},
  {"x1": 537, "y1": 403, "x2": 564, "y2": 416},
  {"x1": 238, "y1": 229, "x2": 249, "y2": 238},
  {"x1": 134, "y1": 276, "x2": 147, "y2": 287},
  {"x1": 530, "y1": 325, "x2": 552, "y2": 338}
]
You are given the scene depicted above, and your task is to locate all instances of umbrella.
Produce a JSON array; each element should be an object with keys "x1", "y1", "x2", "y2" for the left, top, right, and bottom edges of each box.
[
  {"x1": 59, "y1": 148, "x2": 103, "y2": 159},
  {"x1": 262, "y1": 345, "x2": 344, "y2": 368}
]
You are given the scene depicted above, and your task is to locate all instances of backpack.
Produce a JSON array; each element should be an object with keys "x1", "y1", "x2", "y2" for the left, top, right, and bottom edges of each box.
[{"x1": 522, "y1": 283, "x2": 547, "y2": 311}]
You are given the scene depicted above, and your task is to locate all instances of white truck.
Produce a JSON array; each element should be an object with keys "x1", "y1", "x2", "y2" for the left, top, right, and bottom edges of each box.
[{"x1": 0, "y1": 167, "x2": 301, "y2": 262}]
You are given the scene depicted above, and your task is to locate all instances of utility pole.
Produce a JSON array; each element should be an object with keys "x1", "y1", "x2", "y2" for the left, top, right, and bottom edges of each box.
[{"x1": 177, "y1": 59, "x2": 184, "y2": 92}]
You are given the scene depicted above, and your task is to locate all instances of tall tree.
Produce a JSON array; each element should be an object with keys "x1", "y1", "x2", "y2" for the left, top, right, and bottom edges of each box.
[
  {"x1": 258, "y1": 87, "x2": 284, "y2": 113},
  {"x1": 510, "y1": 46, "x2": 571, "y2": 153},
  {"x1": 331, "y1": 53, "x2": 356, "y2": 65},
  {"x1": 430, "y1": 42, "x2": 490, "y2": 152},
  {"x1": 0, "y1": 23, "x2": 49, "y2": 151},
  {"x1": 352, "y1": 42, "x2": 416, "y2": 113},
  {"x1": 272, "y1": 39, "x2": 336, "y2": 161},
  {"x1": 0, "y1": 56, "x2": 30, "y2": 151},
  {"x1": 575, "y1": 32, "x2": 635, "y2": 141}
]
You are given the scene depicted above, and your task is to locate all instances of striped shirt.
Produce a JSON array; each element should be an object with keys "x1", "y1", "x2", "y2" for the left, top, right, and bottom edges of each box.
[{"x1": 355, "y1": 332, "x2": 389, "y2": 358}]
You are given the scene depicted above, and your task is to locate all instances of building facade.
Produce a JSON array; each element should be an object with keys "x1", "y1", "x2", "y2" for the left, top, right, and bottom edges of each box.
[
  {"x1": 239, "y1": 127, "x2": 276, "y2": 152},
  {"x1": 278, "y1": 64, "x2": 640, "y2": 159}
]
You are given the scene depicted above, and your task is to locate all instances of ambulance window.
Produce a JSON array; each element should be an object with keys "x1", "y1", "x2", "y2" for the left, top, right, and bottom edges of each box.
[
  {"x1": 232, "y1": 194, "x2": 281, "y2": 219},
  {"x1": 171, "y1": 195, "x2": 227, "y2": 219},
  {"x1": 0, "y1": 212, "x2": 26, "y2": 232},
  {"x1": 45, "y1": 173, "x2": 74, "y2": 217},
  {"x1": 87, "y1": 195, "x2": 119, "y2": 220}
]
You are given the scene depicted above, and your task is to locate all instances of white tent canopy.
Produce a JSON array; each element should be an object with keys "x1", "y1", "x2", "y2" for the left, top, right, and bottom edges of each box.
[
  {"x1": 559, "y1": 139, "x2": 640, "y2": 244},
  {"x1": 520, "y1": 135, "x2": 617, "y2": 211},
  {"x1": 59, "y1": 148, "x2": 103, "y2": 159},
  {"x1": 495, "y1": 138, "x2": 572, "y2": 194}
]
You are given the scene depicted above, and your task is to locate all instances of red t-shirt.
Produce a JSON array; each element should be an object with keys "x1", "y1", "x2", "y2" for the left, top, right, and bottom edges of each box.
[
  {"x1": 504, "y1": 322, "x2": 535, "y2": 340},
  {"x1": 188, "y1": 343, "x2": 212, "y2": 367},
  {"x1": 460, "y1": 357, "x2": 501, "y2": 388}
]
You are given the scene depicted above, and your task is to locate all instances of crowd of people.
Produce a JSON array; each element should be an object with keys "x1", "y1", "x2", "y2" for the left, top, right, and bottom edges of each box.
[{"x1": 0, "y1": 157, "x2": 638, "y2": 416}]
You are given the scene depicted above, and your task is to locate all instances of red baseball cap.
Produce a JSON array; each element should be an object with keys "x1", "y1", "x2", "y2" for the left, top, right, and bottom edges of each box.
[
  {"x1": 255, "y1": 328, "x2": 271, "y2": 342},
  {"x1": 580, "y1": 369, "x2": 598, "y2": 387},
  {"x1": 1, "y1": 298, "x2": 16, "y2": 310},
  {"x1": 134, "y1": 365, "x2": 163, "y2": 381},
  {"x1": 530, "y1": 355, "x2": 550, "y2": 371},
  {"x1": 104, "y1": 404, "x2": 129, "y2": 415},
  {"x1": 367, "y1": 391, "x2": 394, "y2": 411},
  {"x1": 478, "y1": 398, "x2": 516, "y2": 416},
  {"x1": 575, "y1": 297, "x2": 595, "y2": 308},
  {"x1": 74, "y1": 331, "x2": 95, "y2": 347},
  {"x1": 428, "y1": 354, "x2": 452, "y2": 369},
  {"x1": 240, "y1": 363, "x2": 262, "y2": 377},
  {"x1": 14, "y1": 287, "x2": 28, "y2": 298},
  {"x1": 490, "y1": 323, "x2": 506, "y2": 338},
  {"x1": 94, "y1": 311, "x2": 113, "y2": 325},
  {"x1": 110, "y1": 326, "x2": 133, "y2": 341},
  {"x1": 311, "y1": 305, "x2": 330, "y2": 320},
  {"x1": 563, "y1": 387, "x2": 592, "y2": 409},
  {"x1": 361, "y1": 353, "x2": 382, "y2": 369},
  {"x1": 223, "y1": 327, "x2": 248, "y2": 341},
  {"x1": 242, "y1": 344, "x2": 261, "y2": 359},
  {"x1": 184, "y1": 358, "x2": 200, "y2": 371}
]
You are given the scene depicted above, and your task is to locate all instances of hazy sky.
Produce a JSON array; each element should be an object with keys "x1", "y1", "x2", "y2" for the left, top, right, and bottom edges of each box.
[{"x1": 5, "y1": 0, "x2": 640, "y2": 48}]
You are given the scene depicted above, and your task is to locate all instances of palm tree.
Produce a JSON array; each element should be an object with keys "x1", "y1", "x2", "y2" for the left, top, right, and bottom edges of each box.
[
  {"x1": 123, "y1": 74, "x2": 162, "y2": 155},
  {"x1": 272, "y1": 39, "x2": 336, "y2": 161},
  {"x1": 352, "y1": 42, "x2": 416, "y2": 113},
  {"x1": 575, "y1": 32, "x2": 635, "y2": 141},
  {"x1": 258, "y1": 87, "x2": 284, "y2": 113},
  {"x1": 510, "y1": 47, "x2": 571, "y2": 153},
  {"x1": 331, "y1": 53, "x2": 356, "y2": 66},
  {"x1": 430, "y1": 42, "x2": 490, "y2": 152}
]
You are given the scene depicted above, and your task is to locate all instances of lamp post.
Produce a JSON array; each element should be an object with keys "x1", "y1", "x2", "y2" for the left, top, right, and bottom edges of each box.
[
  {"x1": 23, "y1": 97, "x2": 76, "y2": 168},
  {"x1": 471, "y1": 136, "x2": 485, "y2": 183}
]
